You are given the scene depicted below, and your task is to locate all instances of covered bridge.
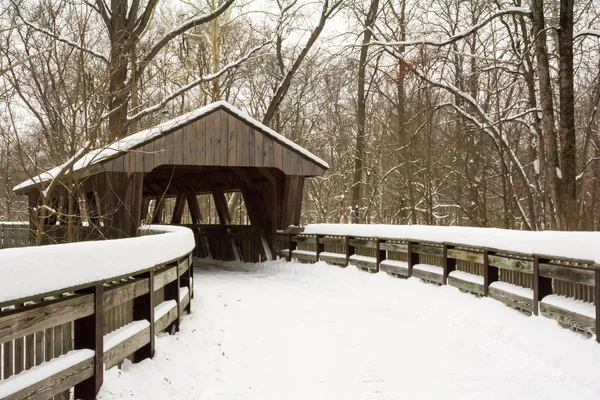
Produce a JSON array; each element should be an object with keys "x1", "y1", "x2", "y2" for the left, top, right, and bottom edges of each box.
[{"x1": 14, "y1": 101, "x2": 328, "y2": 261}]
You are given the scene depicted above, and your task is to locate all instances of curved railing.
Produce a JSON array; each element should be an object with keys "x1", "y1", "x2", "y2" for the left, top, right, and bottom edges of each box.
[
  {"x1": 277, "y1": 224, "x2": 600, "y2": 342},
  {"x1": 0, "y1": 225, "x2": 195, "y2": 400}
]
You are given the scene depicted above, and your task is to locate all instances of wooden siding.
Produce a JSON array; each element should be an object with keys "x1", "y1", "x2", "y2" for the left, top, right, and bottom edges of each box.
[{"x1": 102, "y1": 109, "x2": 325, "y2": 176}]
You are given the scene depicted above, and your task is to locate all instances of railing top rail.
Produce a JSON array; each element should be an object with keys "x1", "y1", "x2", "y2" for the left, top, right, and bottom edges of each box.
[{"x1": 0, "y1": 224, "x2": 195, "y2": 308}]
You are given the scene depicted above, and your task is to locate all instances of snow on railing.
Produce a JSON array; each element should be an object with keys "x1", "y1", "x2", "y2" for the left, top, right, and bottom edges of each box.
[
  {"x1": 277, "y1": 224, "x2": 600, "y2": 342},
  {"x1": 0, "y1": 224, "x2": 195, "y2": 399}
]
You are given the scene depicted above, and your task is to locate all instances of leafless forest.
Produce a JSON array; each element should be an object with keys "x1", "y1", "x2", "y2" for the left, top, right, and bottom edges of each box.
[{"x1": 0, "y1": 0, "x2": 599, "y2": 231}]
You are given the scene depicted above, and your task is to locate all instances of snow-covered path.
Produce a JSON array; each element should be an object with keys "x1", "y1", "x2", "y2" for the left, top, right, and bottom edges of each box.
[{"x1": 99, "y1": 260, "x2": 600, "y2": 400}]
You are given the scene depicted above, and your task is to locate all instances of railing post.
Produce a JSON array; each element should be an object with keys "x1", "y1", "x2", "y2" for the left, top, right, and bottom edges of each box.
[
  {"x1": 442, "y1": 244, "x2": 456, "y2": 285},
  {"x1": 164, "y1": 264, "x2": 181, "y2": 334},
  {"x1": 483, "y1": 250, "x2": 497, "y2": 296},
  {"x1": 376, "y1": 238, "x2": 385, "y2": 273},
  {"x1": 189, "y1": 253, "x2": 194, "y2": 298},
  {"x1": 407, "y1": 241, "x2": 419, "y2": 277},
  {"x1": 180, "y1": 257, "x2": 192, "y2": 313},
  {"x1": 596, "y1": 267, "x2": 600, "y2": 343},
  {"x1": 133, "y1": 270, "x2": 155, "y2": 362},
  {"x1": 345, "y1": 236, "x2": 355, "y2": 267},
  {"x1": 315, "y1": 234, "x2": 324, "y2": 261},
  {"x1": 533, "y1": 256, "x2": 552, "y2": 316},
  {"x1": 74, "y1": 284, "x2": 104, "y2": 400},
  {"x1": 287, "y1": 234, "x2": 296, "y2": 262}
]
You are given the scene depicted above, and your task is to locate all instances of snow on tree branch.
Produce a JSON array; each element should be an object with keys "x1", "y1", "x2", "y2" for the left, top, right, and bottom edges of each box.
[
  {"x1": 15, "y1": 17, "x2": 109, "y2": 63},
  {"x1": 369, "y1": 7, "x2": 531, "y2": 49},
  {"x1": 574, "y1": 28, "x2": 600, "y2": 40},
  {"x1": 127, "y1": 41, "x2": 270, "y2": 123}
]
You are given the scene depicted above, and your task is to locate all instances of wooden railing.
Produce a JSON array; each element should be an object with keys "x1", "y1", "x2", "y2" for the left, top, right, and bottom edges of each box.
[
  {"x1": 0, "y1": 227, "x2": 194, "y2": 400},
  {"x1": 277, "y1": 230, "x2": 600, "y2": 341},
  {"x1": 0, "y1": 223, "x2": 29, "y2": 249}
]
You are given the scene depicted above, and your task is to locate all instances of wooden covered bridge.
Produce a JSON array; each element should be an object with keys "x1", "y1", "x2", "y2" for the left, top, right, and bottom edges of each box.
[{"x1": 14, "y1": 101, "x2": 328, "y2": 261}]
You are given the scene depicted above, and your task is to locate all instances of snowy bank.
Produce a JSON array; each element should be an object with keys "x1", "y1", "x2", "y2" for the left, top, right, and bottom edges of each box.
[
  {"x1": 304, "y1": 224, "x2": 600, "y2": 263},
  {"x1": 0, "y1": 224, "x2": 194, "y2": 305}
]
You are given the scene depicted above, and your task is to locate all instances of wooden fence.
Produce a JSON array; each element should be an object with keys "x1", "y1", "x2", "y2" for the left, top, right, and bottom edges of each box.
[
  {"x1": 0, "y1": 224, "x2": 29, "y2": 249},
  {"x1": 277, "y1": 230, "x2": 600, "y2": 341},
  {"x1": 0, "y1": 230, "x2": 194, "y2": 400}
]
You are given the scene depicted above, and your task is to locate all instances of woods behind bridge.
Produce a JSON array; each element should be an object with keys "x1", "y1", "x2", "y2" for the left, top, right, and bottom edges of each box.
[{"x1": 1, "y1": 0, "x2": 599, "y2": 231}]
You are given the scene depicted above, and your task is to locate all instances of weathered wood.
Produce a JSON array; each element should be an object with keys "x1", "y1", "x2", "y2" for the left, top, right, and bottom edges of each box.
[
  {"x1": 447, "y1": 249, "x2": 484, "y2": 264},
  {"x1": 482, "y1": 250, "x2": 493, "y2": 296},
  {"x1": 318, "y1": 252, "x2": 347, "y2": 266},
  {"x1": 3, "y1": 356, "x2": 94, "y2": 400},
  {"x1": 73, "y1": 285, "x2": 104, "y2": 400},
  {"x1": 412, "y1": 267, "x2": 443, "y2": 284},
  {"x1": 163, "y1": 266, "x2": 181, "y2": 334},
  {"x1": 105, "y1": 326, "x2": 151, "y2": 370},
  {"x1": 3, "y1": 340, "x2": 13, "y2": 378},
  {"x1": 155, "y1": 304, "x2": 178, "y2": 334},
  {"x1": 488, "y1": 286, "x2": 533, "y2": 313},
  {"x1": 407, "y1": 241, "x2": 419, "y2": 277},
  {"x1": 0, "y1": 295, "x2": 94, "y2": 344},
  {"x1": 104, "y1": 279, "x2": 149, "y2": 311},
  {"x1": 170, "y1": 194, "x2": 186, "y2": 224},
  {"x1": 378, "y1": 241, "x2": 408, "y2": 252},
  {"x1": 348, "y1": 238, "x2": 378, "y2": 249},
  {"x1": 447, "y1": 275, "x2": 485, "y2": 296},
  {"x1": 293, "y1": 235, "x2": 317, "y2": 244},
  {"x1": 488, "y1": 254, "x2": 533, "y2": 273},
  {"x1": 379, "y1": 260, "x2": 409, "y2": 277},
  {"x1": 539, "y1": 263, "x2": 595, "y2": 285},
  {"x1": 133, "y1": 270, "x2": 155, "y2": 362},
  {"x1": 153, "y1": 266, "x2": 178, "y2": 291},
  {"x1": 540, "y1": 301, "x2": 595, "y2": 336},
  {"x1": 412, "y1": 244, "x2": 443, "y2": 257},
  {"x1": 533, "y1": 256, "x2": 553, "y2": 316},
  {"x1": 443, "y1": 244, "x2": 456, "y2": 285},
  {"x1": 292, "y1": 250, "x2": 318, "y2": 262}
]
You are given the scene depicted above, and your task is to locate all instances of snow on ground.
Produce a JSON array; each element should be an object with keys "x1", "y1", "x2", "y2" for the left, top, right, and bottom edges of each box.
[{"x1": 99, "y1": 260, "x2": 600, "y2": 400}]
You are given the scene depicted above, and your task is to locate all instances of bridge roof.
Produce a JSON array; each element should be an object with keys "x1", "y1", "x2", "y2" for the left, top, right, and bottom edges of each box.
[{"x1": 14, "y1": 101, "x2": 328, "y2": 194}]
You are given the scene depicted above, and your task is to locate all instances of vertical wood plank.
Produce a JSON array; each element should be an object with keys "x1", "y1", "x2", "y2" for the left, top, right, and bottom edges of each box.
[
  {"x1": 254, "y1": 129, "x2": 263, "y2": 167},
  {"x1": 14, "y1": 336, "x2": 24, "y2": 374},
  {"x1": 196, "y1": 117, "x2": 206, "y2": 165},
  {"x1": 182, "y1": 125, "x2": 191, "y2": 165},
  {"x1": 236, "y1": 118, "x2": 244, "y2": 166},
  {"x1": 227, "y1": 113, "x2": 237, "y2": 166},
  {"x1": 206, "y1": 113, "x2": 215, "y2": 165},
  {"x1": 25, "y1": 333, "x2": 34, "y2": 370},
  {"x1": 173, "y1": 127, "x2": 184, "y2": 165},
  {"x1": 596, "y1": 268, "x2": 600, "y2": 342},
  {"x1": 2, "y1": 341, "x2": 13, "y2": 378},
  {"x1": 274, "y1": 142, "x2": 283, "y2": 171},
  {"x1": 220, "y1": 110, "x2": 228, "y2": 165},
  {"x1": 214, "y1": 111, "x2": 222, "y2": 166},
  {"x1": 35, "y1": 330, "x2": 44, "y2": 365}
]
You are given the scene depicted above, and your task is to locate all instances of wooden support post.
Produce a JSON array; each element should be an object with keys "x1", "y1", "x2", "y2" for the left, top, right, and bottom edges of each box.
[
  {"x1": 185, "y1": 191, "x2": 212, "y2": 259},
  {"x1": 133, "y1": 270, "x2": 155, "y2": 362},
  {"x1": 286, "y1": 234, "x2": 296, "y2": 262},
  {"x1": 442, "y1": 244, "x2": 456, "y2": 285},
  {"x1": 170, "y1": 194, "x2": 186, "y2": 224},
  {"x1": 74, "y1": 284, "x2": 104, "y2": 400},
  {"x1": 163, "y1": 266, "x2": 181, "y2": 334},
  {"x1": 483, "y1": 250, "x2": 498, "y2": 296},
  {"x1": 211, "y1": 187, "x2": 242, "y2": 261},
  {"x1": 315, "y1": 235, "x2": 324, "y2": 260},
  {"x1": 533, "y1": 256, "x2": 553, "y2": 316},
  {"x1": 594, "y1": 266, "x2": 600, "y2": 343},
  {"x1": 376, "y1": 239, "x2": 385, "y2": 273},
  {"x1": 241, "y1": 186, "x2": 273, "y2": 260},
  {"x1": 407, "y1": 241, "x2": 419, "y2": 278},
  {"x1": 345, "y1": 236, "x2": 355, "y2": 267}
]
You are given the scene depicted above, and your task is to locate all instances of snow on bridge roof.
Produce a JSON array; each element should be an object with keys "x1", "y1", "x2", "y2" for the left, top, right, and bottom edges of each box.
[{"x1": 14, "y1": 101, "x2": 329, "y2": 193}]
